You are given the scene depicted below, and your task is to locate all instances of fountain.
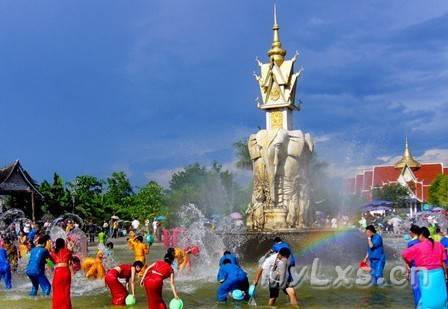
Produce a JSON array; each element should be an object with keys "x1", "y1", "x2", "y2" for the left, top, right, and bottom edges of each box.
[{"x1": 215, "y1": 7, "x2": 352, "y2": 262}]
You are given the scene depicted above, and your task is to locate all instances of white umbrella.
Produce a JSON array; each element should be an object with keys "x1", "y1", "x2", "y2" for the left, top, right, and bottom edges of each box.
[
  {"x1": 388, "y1": 217, "x2": 402, "y2": 225},
  {"x1": 111, "y1": 215, "x2": 119, "y2": 220}
]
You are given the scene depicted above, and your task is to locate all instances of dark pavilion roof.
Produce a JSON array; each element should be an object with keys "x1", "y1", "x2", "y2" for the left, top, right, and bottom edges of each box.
[{"x1": 0, "y1": 160, "x2": 43, "y2": 198}]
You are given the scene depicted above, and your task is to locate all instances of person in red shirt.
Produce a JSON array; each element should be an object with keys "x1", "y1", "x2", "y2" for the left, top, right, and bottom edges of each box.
[
  {"x1": 140, "y1": 252, "x2": 179, "y2": 309},
  {"x1": 50, "y1": 238, "x2": 73, "y2": 309},
  {"x1": 104, "y1": 261, "x2": 144, "y2": 306}
]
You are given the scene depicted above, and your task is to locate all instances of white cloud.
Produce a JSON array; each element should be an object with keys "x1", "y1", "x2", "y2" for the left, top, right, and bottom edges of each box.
[
  {"x1": 314, "y1": 134, "x2": 331, "y2": 143},
  {"x1": 418, "y1": 148, "x2": 448, "y2": 164},
  {"x1": 144, "y1": 166, "x2": 183, "y2": 188}
]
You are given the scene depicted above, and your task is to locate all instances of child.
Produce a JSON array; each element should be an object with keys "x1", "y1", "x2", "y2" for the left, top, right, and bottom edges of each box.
[{"x1": 98, "y1": 230, "x2": 107, "y2": 246}]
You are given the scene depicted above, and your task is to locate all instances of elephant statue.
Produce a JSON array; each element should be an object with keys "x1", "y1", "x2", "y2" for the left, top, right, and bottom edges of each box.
[{"x1": 246, "y1": 128, "x2": 314, "y2": 230}]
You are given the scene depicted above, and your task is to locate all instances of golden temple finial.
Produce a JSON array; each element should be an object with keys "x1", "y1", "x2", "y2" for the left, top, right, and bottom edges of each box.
[
  {"x1": 394, "y1": 136, "x2": 421, "y2": 169},
  {"x1": 267, "y1": 4, "x2": 286, "y2": 66}
]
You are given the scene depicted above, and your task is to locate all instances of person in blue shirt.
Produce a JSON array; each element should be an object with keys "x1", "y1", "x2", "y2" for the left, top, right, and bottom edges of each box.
[
  {"x1": 272, "y1": 237, "x2": 296, "y2": 266},
  {"x1": 407, "y1": 224, "x2": 421, "y2": 307},
  {"x1": 26, "y1": 235, "x2": 52, "y2": 296},
  {"x1": 0, "y1": 243, "x2": 12, "y2": 289},
  {"x1": 219, "y1": 251, "x2": 239, "y2": 267},
  {"x1": 27, "y1": 224, "x2": 38, "y2": 243},
  {"x1": 440, "y1": 228, "x2": 448, "y2": 250},
  {"x1": 363, "y1": 225, "x2": 386, "y2": 285},
  {"x1": 216, "y1": 258, "x2": 249, "y2": 302}
]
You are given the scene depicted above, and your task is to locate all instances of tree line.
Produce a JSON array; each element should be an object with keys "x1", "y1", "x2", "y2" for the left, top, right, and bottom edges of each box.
[{"x1": 32, "y1": 162, "x2": 250, "y2": 223}]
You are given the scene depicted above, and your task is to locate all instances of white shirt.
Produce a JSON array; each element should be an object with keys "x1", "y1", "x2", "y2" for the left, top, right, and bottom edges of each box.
[
  {"x1": 260, "y1": 253, "x2": 278, "y2": 287},
  {"x1": 131, "y1": 220, "x2": 140, "y2": 229}
]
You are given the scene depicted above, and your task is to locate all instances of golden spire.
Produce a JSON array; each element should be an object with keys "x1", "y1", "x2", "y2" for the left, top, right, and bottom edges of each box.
[
  {"x1": 394, "y1": 136, "x2": 421, "y2": 169},
  {"x1": 267, "y1": 4, "x2": 286, "y2": 66}
]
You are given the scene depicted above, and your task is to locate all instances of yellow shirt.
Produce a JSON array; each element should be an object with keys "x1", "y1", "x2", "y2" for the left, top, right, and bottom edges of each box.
[{"x1": 131, "y1": 241, "x2": 149, "y2": 263}]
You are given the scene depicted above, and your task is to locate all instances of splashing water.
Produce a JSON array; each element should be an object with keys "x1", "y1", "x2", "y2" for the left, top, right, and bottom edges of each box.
[
  {"x1": 51, "y1": 213, "x2": 85, "y2": 229},
  {"x1": 171, "y1": 204, "x2": 235, "y2": 283},
  {"x1": 49, "y1": 226, "x2": 88, "y2": 258}
]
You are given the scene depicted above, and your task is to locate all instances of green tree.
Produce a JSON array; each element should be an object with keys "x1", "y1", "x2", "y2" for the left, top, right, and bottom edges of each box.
[
  {"x1": 39, "y1": 173, "x2": 71, "y2": 217},
  {"x1": 103, "y1": 172, "x2": 134, "y2": 219},
  {"x1": 131, "y1": 181, "x2": 167, "y2": 221},
  {"x1": 429, "y1": 174, "x2": 448, "y2": 208},
  {"x1": 233, "y1": 138, "x2": 252, "y2": 170},
  {"x1": 167, "y1": 162, "x2": 249, "y2": 217},
  {"x1": 68, "y1": 175, "x2": 104, "y2": 218},
  {"x1": 372, "y1": 183, "x2": 410, "y2": 207}
]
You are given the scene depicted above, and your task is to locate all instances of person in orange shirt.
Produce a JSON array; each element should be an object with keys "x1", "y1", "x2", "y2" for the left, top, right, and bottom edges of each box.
[
  {"x1": 82, "y1": 251, "x2": 106, "y2": 279},
  {"x1": 169, "y1": 246, "x2": 200, "y2": 272},
  {"x1": 18, "y1": 232, "x2": 29, "y2": 259},
  {"x1": 127, "y1": 231, "x2": 136, "y2": 249},
  {"x1": 129, "y1": 236, "x2": 149, "y2": 264}
]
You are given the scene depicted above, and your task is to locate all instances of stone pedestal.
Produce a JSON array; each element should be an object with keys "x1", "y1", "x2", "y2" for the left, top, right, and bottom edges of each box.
[{"x1": 263, "y1": 208, "x2": 287, "y2": 230}]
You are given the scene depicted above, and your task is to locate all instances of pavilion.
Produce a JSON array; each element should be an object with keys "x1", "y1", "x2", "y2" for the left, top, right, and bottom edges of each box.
[{"x1": 0, "y1": 160, "x2": 43, "y2": 221}]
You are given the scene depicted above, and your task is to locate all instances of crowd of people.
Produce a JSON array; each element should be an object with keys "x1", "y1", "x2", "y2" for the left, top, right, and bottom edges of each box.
[
  {"x1": 359, "y1": 222, "x2": 448, "y2": 308},
  {"x1": 0, "y1": 215, "x2": 208, "y2": 308},
  {"x1": 1, "y1": 213, "x2": 448, "y2": 308}
]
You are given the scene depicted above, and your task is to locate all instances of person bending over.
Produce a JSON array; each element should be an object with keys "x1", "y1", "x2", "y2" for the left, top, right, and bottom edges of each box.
[{"x1": 104, "y1": 261, "x2": 144, "y2": 306}]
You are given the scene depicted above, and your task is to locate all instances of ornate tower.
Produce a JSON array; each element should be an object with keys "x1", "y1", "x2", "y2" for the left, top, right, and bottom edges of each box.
[
  {"x1": 255, "y1": 5, "x2": 302, "y2": 130},
  {"x1": 246, "y1": 6, "x2": 314, "y2": 231}
]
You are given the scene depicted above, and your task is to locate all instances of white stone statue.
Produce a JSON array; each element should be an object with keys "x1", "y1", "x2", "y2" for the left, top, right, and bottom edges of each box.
[
  {"x1": 246, "y1": 129, "x2": 313, "y2": 230},
  {"x1": 246, "y1": 7, "x2": 314, "y2": 231}
]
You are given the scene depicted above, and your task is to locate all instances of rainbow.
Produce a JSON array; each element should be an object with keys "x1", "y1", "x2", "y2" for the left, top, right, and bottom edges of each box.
[{"x1": 295, "y1": 227, "x2": 357, "y2": 256}]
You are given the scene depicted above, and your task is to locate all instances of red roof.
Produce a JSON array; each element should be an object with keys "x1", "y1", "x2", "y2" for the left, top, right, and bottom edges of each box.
[
  {"x1": 372, "y1": 166, "x2": 401, "y2": 187},
  {"x1": 363, "y1": 170, "x2": 373, "y2": 191},
  {"x1": 414, "y1": 163, "x2": 443, "y2": 185},
  {"x1": 346, "y1": 161, "x2": 445, "y2": 202},
  {"x1": 355, "y1": 174, "x2": 364, "y2": 194}
]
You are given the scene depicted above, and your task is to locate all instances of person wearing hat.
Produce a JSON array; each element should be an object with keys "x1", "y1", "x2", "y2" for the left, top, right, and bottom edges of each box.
[{"x1": 216, "y1": 258, "x2": 249, "y2": 302}]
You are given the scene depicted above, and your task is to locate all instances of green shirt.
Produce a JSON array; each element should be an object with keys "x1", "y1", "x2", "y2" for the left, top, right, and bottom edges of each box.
[{"x1": 98, "y1": 232, "x2": 106, "y2": 244}]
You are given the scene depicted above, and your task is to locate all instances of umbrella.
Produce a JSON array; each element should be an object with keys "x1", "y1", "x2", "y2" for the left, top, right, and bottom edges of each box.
[
  {"x1": 422, "y1": 204, "x2": 433, "y2": 211},
  {"x1": 388, "y1": 217, "x2": 402, "y2": 225},
  {"x1": 155, "y1": 215, "x2": 167, "y2": 221},
  {"x1": 362, "y1": 200, "x2": 393, "y2": 208},
  {"x1": 111, "y1": 215, "x2": 119, "y2": 220},
  {"x1": 230, "y1": 212, "x2": 243, "y2": 220},
  {"x1": 363, "y1": 206, "x2": 392, "y2": 212}
]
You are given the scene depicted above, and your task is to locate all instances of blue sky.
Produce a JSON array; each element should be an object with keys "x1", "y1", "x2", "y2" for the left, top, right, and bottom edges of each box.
[{"x1": 1, "y1": 1, "x2": 447, "y2": 186}]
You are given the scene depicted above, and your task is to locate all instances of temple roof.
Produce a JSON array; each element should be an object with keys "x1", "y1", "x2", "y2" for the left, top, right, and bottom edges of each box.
[
  {"x1": 0, "y1": 160, "x2": 43, "y2": 197},
  {"x1": 394, "y1": 137, "x2": 421, "y2": 168}
]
